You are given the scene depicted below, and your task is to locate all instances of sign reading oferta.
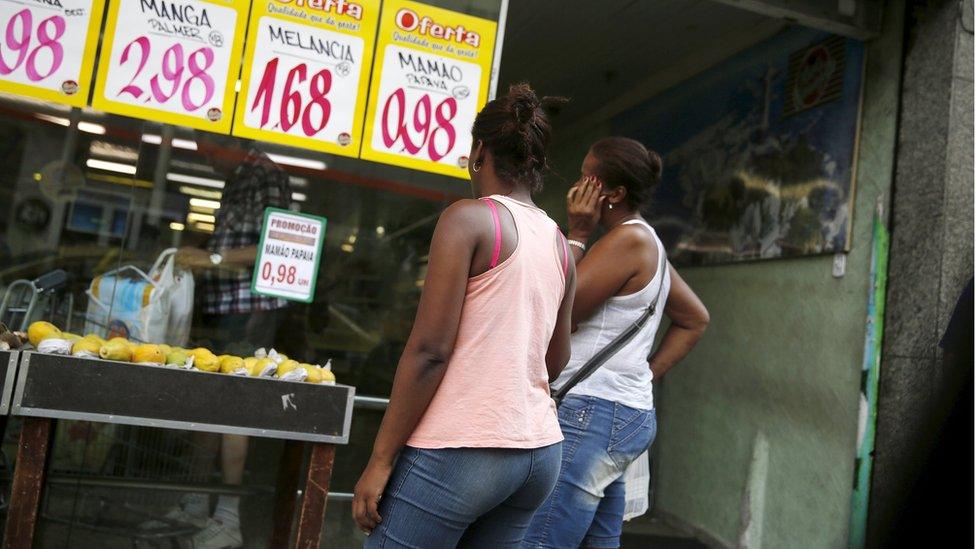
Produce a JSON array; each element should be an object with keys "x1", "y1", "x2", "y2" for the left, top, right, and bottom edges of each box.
[{"x1": 359, "y1": 0, "x2": 497, "y2": 178}]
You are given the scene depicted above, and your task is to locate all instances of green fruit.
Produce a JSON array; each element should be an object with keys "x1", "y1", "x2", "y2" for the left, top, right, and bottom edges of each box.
[
  {"x1": 99, "y1": 340, "x2": 132, "y2": 361},
  {"x1": 166, "y1": 350, "x2": 189, "y2": 366}
]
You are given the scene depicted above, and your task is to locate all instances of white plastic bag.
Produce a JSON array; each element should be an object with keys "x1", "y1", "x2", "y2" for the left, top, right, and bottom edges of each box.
[
  {"x1": 623, "y1": 450, "x2": 650, "y2": 521},
  {"x1": 149, "y1": 249, "x2": 194, "y2": 347},
  {"x1": 84, "y1": 249, "x2": 193, "y2": 345},
  {"x1": 85, "y1": 265, "x2": 170, "y2": 343}
]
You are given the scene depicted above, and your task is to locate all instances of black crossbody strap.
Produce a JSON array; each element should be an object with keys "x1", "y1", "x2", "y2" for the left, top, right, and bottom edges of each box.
[{"x1": 552, "y1": 246, "x2": 667, "y2": 406}]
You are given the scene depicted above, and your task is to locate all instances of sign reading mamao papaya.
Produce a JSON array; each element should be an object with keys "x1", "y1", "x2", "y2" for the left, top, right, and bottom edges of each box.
[
  {"x1": 232, "y1": 0, "x2": 380, "y2": 156},
  {"x1": 0, "y1": 0, "x2": 105, "y2": 107},
  {"x1": 359, "y1": 0, "x2": 497, "y2": 178},
  {"x1": 92, "y1": 0, "x2": 249, "y2": 133}
]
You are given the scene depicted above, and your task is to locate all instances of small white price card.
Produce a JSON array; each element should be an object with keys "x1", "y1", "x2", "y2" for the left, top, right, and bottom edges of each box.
[
  {"x1": 252, "y1": 207, "x2": 326, "y2": 303},
  {"x1": 0, "y1": 0, "x2": 105, "y2": 107},
  {"x1": 92, "y1": 0, "x2": 248, "y2": 133},
  {"x1": 232, "y1": 0, "x2": 379, "y2": 156},
  {"x1": 359, "y1": 0, "x2": 497, "y2": 178}
]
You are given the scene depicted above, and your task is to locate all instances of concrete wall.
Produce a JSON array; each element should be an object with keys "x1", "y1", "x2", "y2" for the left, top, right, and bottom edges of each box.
[
  {"x1": 537, "y1": 6, "x2": 906, "y2": 547},
  {"x1": 870, "y1": 0, "x2": 974, "y2": 545}
]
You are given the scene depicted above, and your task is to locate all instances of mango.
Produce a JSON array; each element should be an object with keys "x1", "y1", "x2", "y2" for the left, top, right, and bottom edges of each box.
[
  {"x1": 61, "y1": 332, "x2": 82, "y2": 342},
  {"x1": 99, "y1": 339, "x2": 132, "y2": 361},
  {"x1": 157, "y1": 344, "x2": 173, "y2": 355},
  {"x1": 83, "y1": 334, "x2": 107, "y2": 347},
  {"x1": 191, "y1": 348, "x2": 219, "y2": 372},
  {"x1": 250, "y1": 357, "x2": 276, "y2": 377},
  {"x1": 132, "y1": 344, "x2": 165, "y2": 364},
  {"x1": 304, "y1": 364, "x2": 323, "y2": 384},
  {"x1": 276, "y1": 359, "x2": 301, "y2": 378},
  {"x1": 320, "y1": 368, "x2": 336, "y2": 385},
  {"x1": 219, "y1": 356, "x2": 245, "y2": 374},
  {"x1": 71, "y1": 337, "x2": 101, "y2": 357},
  {"x1": 190, "y1": 347, "x2": 214, "y2": 359},
  {"x1": 166, "y1": 349, "x2": 189, "y2": 367},
  {"x1": 28, "y1": 321, "x2": 61, "y2": 347},
  {"x1": 107, "y1": 337, "x2": 132, "y2": 351}
]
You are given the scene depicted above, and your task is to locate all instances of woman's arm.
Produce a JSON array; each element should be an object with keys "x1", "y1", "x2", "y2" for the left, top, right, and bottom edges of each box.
[
  {"x1": 649, "y1": 265, "x2": 709, "y2": 379},
  {"x1": 352, "y1": 200, "x2": 482, "y2": 534},
  {"x1": 546, "y1": 247, "x2": 577, "y2": 382}
]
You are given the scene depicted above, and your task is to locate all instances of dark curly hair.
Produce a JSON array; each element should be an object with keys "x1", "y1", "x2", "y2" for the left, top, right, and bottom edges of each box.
[
  {"x1": 589, "y1": 137, "x2": 663, "y2": 210},
  {"x1": 471, "y1": 83, "x2": 564, "y2": 193}
]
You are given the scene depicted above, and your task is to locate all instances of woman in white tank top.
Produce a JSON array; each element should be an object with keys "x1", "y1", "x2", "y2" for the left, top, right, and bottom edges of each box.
[{"x1": 524, "y1": 137, "x2": 710, "y2": 549}]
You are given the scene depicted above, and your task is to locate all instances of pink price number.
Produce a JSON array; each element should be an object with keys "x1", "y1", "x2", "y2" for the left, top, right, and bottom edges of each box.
[
  {"x1": 0, "y1": 9, "x2": 66, "y2": 82},
  {"x1": 117, "y1": 37, "x2": 215, "y2": 112},
  {"x1": 250, "y1": 57, "x2": 333, "y2": 137},
  {"x1": 381, "y1": 87, "x2": 458, "y2": 162},
  {"x1": 260, "y1": 261, "x2": 297, "y2": 287}
]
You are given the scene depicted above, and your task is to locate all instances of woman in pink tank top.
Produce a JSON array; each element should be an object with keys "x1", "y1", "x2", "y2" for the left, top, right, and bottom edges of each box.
[{"x1": 353, "y1": 84, "x2": 577, "y2": 548}]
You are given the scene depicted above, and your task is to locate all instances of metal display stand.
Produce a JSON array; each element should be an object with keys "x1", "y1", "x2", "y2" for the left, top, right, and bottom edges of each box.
[
  {"x1": 0, "y1": 351, "x2": 17, "y2": 416},
  {"x1": 1, "y1": 351, "x2": 356, "y2": 549}
]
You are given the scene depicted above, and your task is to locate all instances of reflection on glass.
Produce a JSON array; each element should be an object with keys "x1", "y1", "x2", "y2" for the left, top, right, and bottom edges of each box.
[{"x1": 0, "y1": 89, "x2": 453, "y2": 546}]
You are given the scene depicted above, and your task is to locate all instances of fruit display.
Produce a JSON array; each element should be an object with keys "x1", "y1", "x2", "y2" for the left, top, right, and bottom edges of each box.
[
  {"x1": 28, "y1": 321, "x2": 61, "y2": 347},
  {"x1": 23, "y1": 321, "x2": 337, "y2": 385}
]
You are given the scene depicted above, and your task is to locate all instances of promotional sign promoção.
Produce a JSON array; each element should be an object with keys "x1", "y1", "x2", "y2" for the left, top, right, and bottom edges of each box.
[
  {"x1": 0, "y1": 0, "x2": 105, "y2": 107},
  {"x1": 92, "y1": 0, "x2": 249, "y2": 133},
  {"x1": 232, "y1": 0, "x2": 380, "y2": 156},
  {"x1": 252, "y1": 207, "x2": 327, "y2": 303},
  {"x1": 359, "y1": 0, "x2": 497, "y2": 178}
]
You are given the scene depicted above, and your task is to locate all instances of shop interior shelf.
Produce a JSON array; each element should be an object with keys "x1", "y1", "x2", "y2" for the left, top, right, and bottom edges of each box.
[{"x1": 11, "y1": 352, "x2": 354, "y2": 444}]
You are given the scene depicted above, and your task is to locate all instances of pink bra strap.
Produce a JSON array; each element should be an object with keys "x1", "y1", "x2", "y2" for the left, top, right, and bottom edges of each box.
[
  {"x1": 481, "y1": 198, "x2": 502, "y2": 269},
  {"x1": 557, "y1": 229, "x2": 570, "y2": 278}
]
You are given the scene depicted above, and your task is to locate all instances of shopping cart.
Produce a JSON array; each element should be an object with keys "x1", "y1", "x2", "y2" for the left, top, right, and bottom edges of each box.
[{"x1": 0, "y1": 269, "x2": 75, "y2": 333}]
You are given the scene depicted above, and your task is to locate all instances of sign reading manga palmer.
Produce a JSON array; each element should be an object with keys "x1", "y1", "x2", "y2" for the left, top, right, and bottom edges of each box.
[{"x1": 93, "y1": 0, "x2": 249, "y2": 133}]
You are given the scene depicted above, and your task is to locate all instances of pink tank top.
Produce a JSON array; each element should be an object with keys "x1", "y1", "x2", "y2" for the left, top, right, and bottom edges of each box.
[{"x1": 407, "y1": 195, "x2": 569, "y2": 449}]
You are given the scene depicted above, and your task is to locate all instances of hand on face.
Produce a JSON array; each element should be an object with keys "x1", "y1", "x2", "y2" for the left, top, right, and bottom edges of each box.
[{"x1": 567, "y1": 176, "x2": 605, "y2": 239}]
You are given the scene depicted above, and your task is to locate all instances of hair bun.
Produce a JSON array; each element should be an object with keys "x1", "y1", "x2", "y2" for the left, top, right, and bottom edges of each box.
[
  {"x1": 507, "y1": 83, "x2": 540, "y2": 125},
  {"x1": 471, "y1": 82, "x2": 557, "y2": 193},
  {"x1": 645, "y1": 149, "x2": 663, "y2": 180}
]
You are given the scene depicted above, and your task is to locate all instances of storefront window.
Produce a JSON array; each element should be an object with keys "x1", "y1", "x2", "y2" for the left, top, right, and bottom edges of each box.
[{"x1": 0, "y1": 0, "x2": 503, "y2": 544}]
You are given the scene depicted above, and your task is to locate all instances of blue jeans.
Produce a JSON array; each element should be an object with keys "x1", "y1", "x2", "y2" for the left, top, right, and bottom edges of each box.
[
  {"x1": 523, "y1": 396, "x2": 657, "y2": 548},
  {"x1": 365, "y1": 444, "x2": 563, "y2": 548}
]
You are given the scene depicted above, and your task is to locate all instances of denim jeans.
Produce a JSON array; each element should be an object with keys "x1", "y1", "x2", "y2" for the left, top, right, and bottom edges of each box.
[
  {"x1": 365, "y1": 443, "x2": 562, "y2": 548},
  {"x1": 523, "y1": 395, "x2": 657, "y2": 548}
]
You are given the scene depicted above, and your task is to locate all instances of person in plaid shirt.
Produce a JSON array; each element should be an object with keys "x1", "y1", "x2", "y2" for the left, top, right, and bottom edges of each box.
[
  {"x1": 177, "y1": 132, "x2": 293, "y2": 317},
  {"x1": 171, "y1": 131, "x2": 293, "y2": 548}
]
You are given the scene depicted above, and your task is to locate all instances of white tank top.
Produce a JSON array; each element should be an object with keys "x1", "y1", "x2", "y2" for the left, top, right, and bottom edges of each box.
[{"x1": 552, "y1": 219, "x2": 669, "y2": 411}]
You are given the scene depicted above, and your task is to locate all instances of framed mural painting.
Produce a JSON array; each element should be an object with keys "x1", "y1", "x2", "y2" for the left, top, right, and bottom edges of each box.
[{"x1": 613, "y1": 29, "x2": 865, "y2": 266}]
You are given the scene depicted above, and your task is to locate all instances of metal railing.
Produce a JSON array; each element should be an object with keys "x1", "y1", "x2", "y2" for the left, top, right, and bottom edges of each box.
[{"x1": 327, "y1": 395, "x2": 390, "y2": 502}]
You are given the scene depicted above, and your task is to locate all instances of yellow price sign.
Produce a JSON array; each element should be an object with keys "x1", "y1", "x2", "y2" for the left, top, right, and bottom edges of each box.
[
  {"x1": 0, "y1": 0, "x2": 105, "y2": 107},
  {"x1": 232, "y1": 0, "x2": 380, "y2": 156},
  {"x1": 92, "y1": 0, "x2": 249, "y2": 133},
  {"x1": 360, "y1": 0, "x2": 497, "y2": 179}
]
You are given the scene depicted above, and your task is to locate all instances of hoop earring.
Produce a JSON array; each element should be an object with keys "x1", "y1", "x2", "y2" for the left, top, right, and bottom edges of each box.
[{"x1": 472, "y1": 162, "x2": 482, "y2": 173}]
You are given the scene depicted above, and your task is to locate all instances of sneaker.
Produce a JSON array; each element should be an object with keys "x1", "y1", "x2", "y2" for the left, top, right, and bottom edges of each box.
[
  {"x1": 191, "y1": 518, "x2": 243, "y2": 549},
  {"x1": 140, "y1": 506, "x2": 209, "y2": 530}
]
